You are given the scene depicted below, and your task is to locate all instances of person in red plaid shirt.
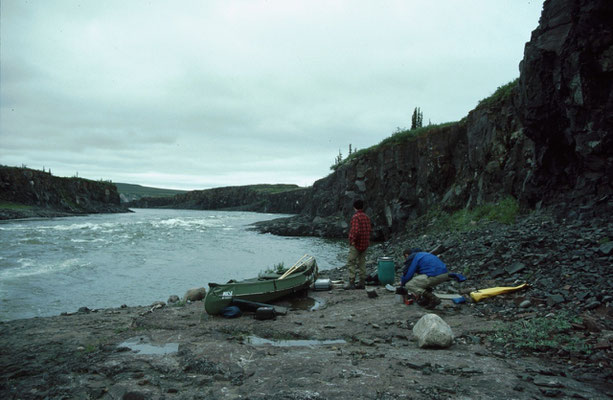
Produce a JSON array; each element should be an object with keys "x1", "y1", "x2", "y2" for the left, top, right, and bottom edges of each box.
[{"x1": 344, "y1": 199, "x2": 372, "y2": 290}]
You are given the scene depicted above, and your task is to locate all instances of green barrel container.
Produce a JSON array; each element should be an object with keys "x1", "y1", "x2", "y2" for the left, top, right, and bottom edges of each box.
[{"x1": 377, "y1": 257, "x2": 395, "y2": 285}]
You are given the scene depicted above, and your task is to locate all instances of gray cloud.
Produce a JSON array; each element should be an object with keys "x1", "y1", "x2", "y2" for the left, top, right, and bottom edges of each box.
[{"x1": 1, "y1": 0, "x2": 544, "y2": 190}]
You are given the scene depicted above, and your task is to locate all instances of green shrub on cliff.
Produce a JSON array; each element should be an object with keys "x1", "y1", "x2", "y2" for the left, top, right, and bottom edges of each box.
[
  {"x1": 380, "y1": 122, "x2": 457, "y2": 147},
  {"x1": 330, "y1": 121, "x2": 459, "y2": 171},
  {"x1": 250, "y1": 184, "x2": 302, "y2": 194},
  {"x1": 477, "y1": 78, "x2": 518, "y2": 109}
]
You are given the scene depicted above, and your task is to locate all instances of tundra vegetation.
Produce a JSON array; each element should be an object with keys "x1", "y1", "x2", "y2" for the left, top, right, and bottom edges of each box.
[
  {"x1": 412, "y1": 196, "x2": 521, "y2": 236},
  {"x1": 492, "y1": 311, "x2": 592, "y2": 355},
  {"x1": 331, "y1": 77, "x2": 518, "y2": 170}
]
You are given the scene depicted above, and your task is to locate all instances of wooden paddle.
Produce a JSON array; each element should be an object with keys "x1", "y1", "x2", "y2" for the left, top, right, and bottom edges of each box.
[
  {"x1": 279, "y1": 254, "x2": 311, "y2": 280},
  {"x1": 279, "y1": 254, "x2": 310, "y2": 279}
]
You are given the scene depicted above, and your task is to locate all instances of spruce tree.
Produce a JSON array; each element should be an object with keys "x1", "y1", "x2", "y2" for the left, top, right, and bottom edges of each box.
[{"x1": 411, "y1": 107, "x2": 424, "y2": 130}]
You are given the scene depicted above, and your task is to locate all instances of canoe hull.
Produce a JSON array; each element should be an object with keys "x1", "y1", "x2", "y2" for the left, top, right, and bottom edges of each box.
[{"x1": 204, "y1": 257, "x2": 318, "y2": 315}]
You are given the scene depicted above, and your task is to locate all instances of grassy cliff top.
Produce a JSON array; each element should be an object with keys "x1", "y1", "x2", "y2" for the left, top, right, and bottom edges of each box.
[{"x1": 114, "y1": 182, "x2": 188, "y2": 199}]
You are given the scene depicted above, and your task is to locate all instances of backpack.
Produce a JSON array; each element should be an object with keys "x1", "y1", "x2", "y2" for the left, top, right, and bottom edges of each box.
[{"x1": 221, "y1": 306, "x2": 242, "y2": 318}]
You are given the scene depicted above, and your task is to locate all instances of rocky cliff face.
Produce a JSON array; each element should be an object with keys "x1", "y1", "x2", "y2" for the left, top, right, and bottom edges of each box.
[
  {"x1": 295, "y1": 99, "x2": 535, "y2": 239},
  {"x1": 257, "y1": 0, "x2": 612, "y2": 239},
  {"x1": 0, "y1": 166, "x2": 127, "y2": 218},
  {"x1": 517, "y1": 0, "x2": 613, "y2": 204}
]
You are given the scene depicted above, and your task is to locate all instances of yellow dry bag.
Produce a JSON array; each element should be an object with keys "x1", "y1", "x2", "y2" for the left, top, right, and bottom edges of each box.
[{"x1": 470, "y1": 283, "x2": 528, "y2": 302}]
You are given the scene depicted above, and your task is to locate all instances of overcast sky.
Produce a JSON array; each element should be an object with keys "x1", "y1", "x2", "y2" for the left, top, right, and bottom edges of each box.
[{"x1": 1, "y1": 0, "x2": 544, "y2": 190}]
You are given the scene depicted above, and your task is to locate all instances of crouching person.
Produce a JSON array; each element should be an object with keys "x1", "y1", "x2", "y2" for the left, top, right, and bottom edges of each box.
[{"x1": 400, "y1": 249, "x2": 449, "y2": 308}]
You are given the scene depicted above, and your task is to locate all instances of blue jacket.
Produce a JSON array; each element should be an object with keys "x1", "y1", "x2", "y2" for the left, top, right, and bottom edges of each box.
[{"x1": 400, "y1": 252, "x2": 448, "y2": 286}]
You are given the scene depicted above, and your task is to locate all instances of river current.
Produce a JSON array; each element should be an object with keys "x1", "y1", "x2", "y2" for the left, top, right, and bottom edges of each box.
[{"x1": 0, "y1": 209, "x2": 346, "y2": 321}]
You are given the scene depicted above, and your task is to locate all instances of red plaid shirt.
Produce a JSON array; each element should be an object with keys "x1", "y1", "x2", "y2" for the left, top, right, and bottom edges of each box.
[{"x1": 349, "y1": 210, "x2": 371, "y2": 251}]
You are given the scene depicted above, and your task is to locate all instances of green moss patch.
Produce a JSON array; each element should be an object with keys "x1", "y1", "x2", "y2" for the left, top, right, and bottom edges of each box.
[
  {"x1": 419, "y1": 196, "x2": 521, "y2": 235},
  {"x1": 0, "y1": 201, "x2": 33, "y2": 210}
]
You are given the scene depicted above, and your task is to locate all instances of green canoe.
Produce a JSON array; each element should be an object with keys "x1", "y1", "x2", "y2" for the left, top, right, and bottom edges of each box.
[{"x1": 204, "y1": 256, "x2": 319, "y2": 315}]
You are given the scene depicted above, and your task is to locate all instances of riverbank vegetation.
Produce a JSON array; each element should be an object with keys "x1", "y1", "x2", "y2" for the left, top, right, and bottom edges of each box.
[
  {"x1": 491, "y1": 311, "x2": 592, "y2": 355},
  {"x1": 0, "y1": 201, "x2": 33, "y2": 211},
  {"x1": 410, "y1": 196, "x2": 521, "y2": 236}
]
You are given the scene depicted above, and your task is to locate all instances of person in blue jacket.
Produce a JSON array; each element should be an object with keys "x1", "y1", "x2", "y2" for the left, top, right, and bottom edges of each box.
[{"x1": 400, "y1": 249, "x2": 449, "y2": 307}]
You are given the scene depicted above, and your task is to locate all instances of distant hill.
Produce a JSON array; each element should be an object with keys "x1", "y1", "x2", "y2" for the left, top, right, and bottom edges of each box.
[
  {"x1": 125, "y1": 183, "x2": 306, "y2": 213},
  {"x1": 114, "y1": 183, "x2": 188, "y2": 203}
]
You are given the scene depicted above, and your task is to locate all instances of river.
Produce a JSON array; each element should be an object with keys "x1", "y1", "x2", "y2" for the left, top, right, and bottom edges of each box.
[{"x1": 0, "y1": 209, "x2": 346, "y2": 321}]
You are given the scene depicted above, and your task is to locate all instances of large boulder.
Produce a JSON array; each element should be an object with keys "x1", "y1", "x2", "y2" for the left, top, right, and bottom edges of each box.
[
  {"x1": 412, "y1": 313, "x2": 454, "y2": 349},
  {"x1": 183, "y1": 287, "x2": 207, "y2": 302}
]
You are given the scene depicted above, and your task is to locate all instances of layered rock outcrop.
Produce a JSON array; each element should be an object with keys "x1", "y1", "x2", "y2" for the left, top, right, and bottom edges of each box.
[
  {"x1": 295, "y1": 100, "x2": 536, "y2": 239},
  {"x1": 0, "y1": 166, "x2": 127, "y2": 218},
  {"x1": 129, "y1": 184, "x2": 309, "y2": 214},
  {"x1": 517, "y1": 0, "x2": 613, "y2": 203}
]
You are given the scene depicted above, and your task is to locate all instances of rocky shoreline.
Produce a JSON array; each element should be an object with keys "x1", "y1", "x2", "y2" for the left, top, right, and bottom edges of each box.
[
  {"x1": 0, "y1": 205, "x2": 131, "y2": 221},
  {"x1": 1, "y1": 207, "x2": 611, "y2": 399}
]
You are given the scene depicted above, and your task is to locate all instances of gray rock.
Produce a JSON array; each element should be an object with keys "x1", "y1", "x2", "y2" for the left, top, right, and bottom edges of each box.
[
  {"x1": 519, "y1": 300, "x2": 532, "y2": 308},
  {"x1": 547, "y1": 294, "x2": 565, "y2": 305},
  {"x1": 490, "y1": 268, "x2": 506, "y2": 279},
  {"x1": 506, "y1": 262, "x2": 526, "y2": 275},
  {"x1": 533, "y1": 377, "x2": 564, "y2": 388},
  {"x1": 598, "y1": 242, "x2": 613, "y2": 256},
  {"x1": 150, "y1": 301, "x2": 165, "y2": 310},
  {"x1": 108, "y1": 385, "x2": 128, "y2": 399},
  {"x1": 123, "y1": 391, "x2": 148, "y2": 400},
  {"x1": 167, "y1": 295, "x2": 180, "y2": 304},
  {"x1": 412, "y1": 313, "x2": 454, "y2": 349},
  {"x1": 355, "y1": 180, "x2": 366, "y2": 192},
  {"x1": 538, "y1": 388, "x2": 564, "y2": 397},
  {"x1": 184, "y1": 287, "x2": 207, "y2": 302},
  {"x1": 576, "y1": 292, "x2": 589, "y2": 300}
]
